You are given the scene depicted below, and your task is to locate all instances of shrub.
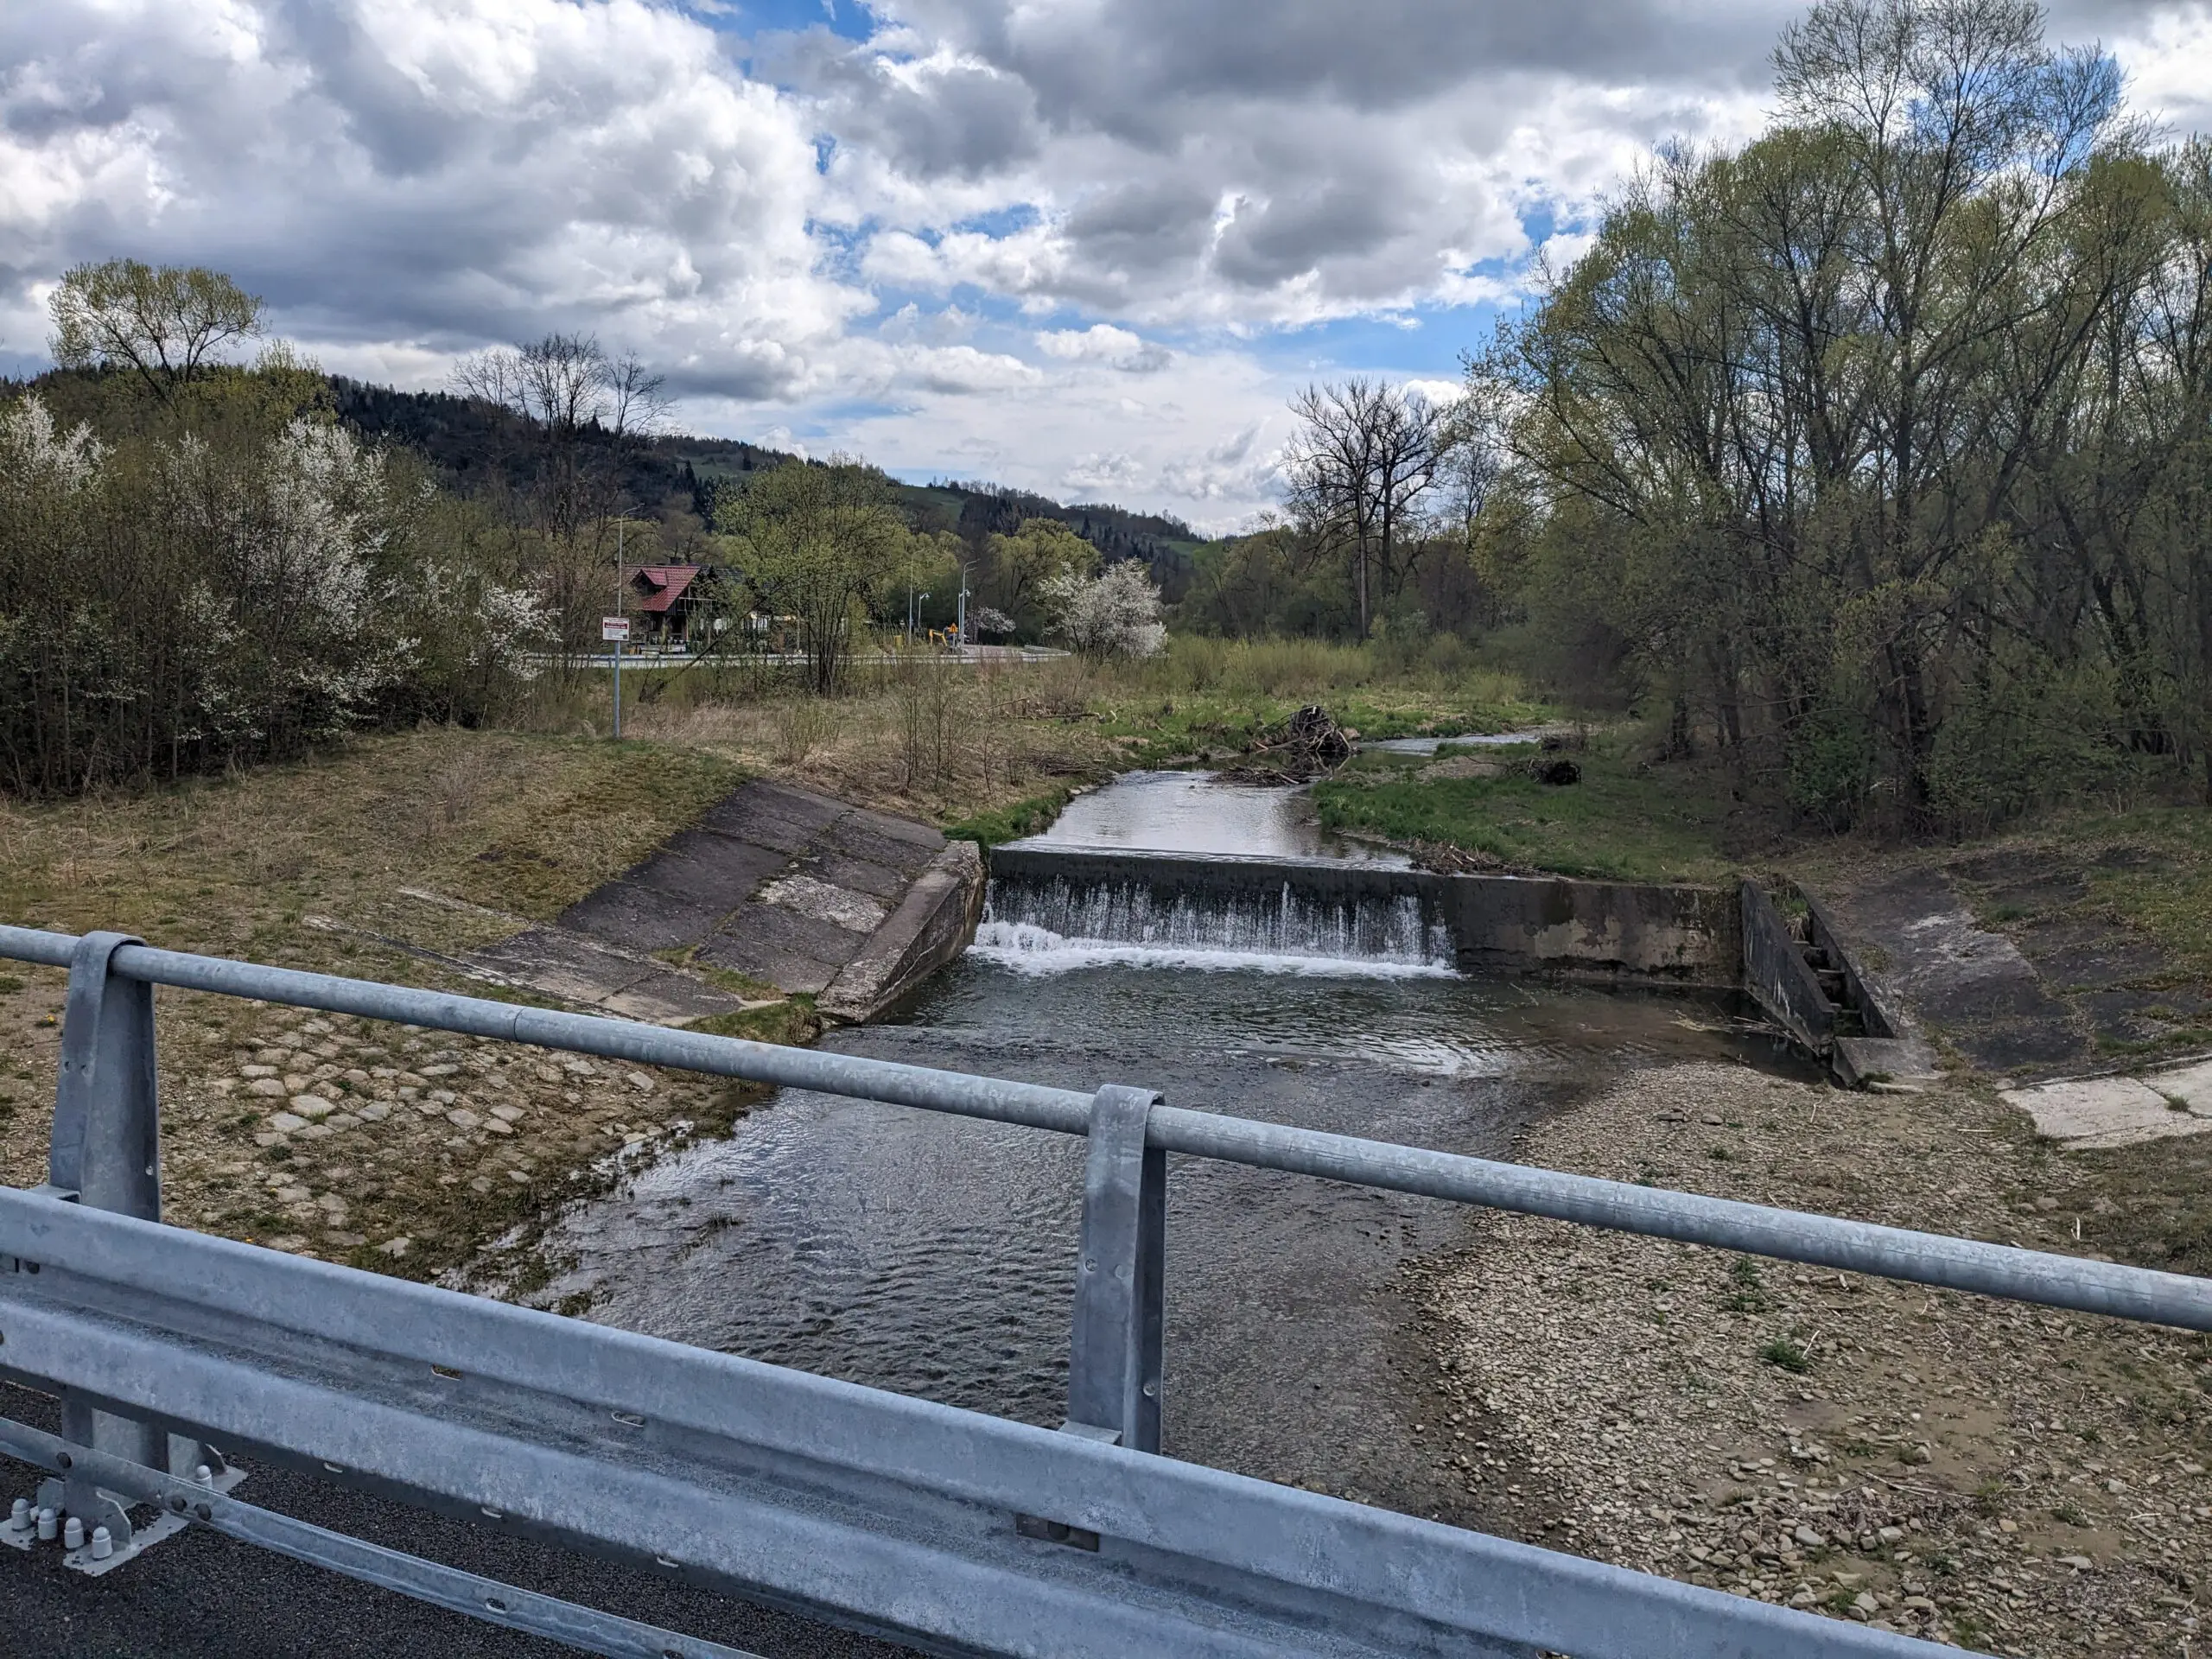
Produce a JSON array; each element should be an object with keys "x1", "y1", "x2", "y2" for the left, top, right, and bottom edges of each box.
[
  {"x1": 0, "y1": 391, "x2": 545, "y2": 795},
  {"x1": 1037, "y1": 560, "x2": 1166, "y2": 660}
]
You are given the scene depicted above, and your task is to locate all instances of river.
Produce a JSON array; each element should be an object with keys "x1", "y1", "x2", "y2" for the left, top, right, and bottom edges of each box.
[{"x1": 523, "y1": 772, "x2": 1788, "y2": 1526}]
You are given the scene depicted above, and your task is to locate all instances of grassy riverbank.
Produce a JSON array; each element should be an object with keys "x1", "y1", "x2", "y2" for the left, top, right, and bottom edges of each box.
[
  {"x1": 1313, "y1": 731, "x2": 1743, "y2": 883},
  {"x1": 615, "y1": 639, "x2": 1551, "y2": 843}
]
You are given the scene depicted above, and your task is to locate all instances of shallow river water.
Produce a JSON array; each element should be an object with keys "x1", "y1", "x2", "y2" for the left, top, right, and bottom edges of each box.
[
  {"x1": 532, "y1": 925, "x2": 1787, "y2": 1519},
  {"x1": 1014, "y1": 767, "x2": 1408, "y2": 865}
]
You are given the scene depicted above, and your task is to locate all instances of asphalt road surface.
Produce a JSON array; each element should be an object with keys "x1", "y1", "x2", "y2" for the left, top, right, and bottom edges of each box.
[{"x1": 0, "y1": 1383, "x2": 913, "y2": 1659}]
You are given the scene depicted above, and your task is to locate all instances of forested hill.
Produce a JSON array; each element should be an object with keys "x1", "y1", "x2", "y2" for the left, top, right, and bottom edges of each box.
[
  {"x1": 896, "y1": 480, "x2": 1204, "y2": 598},
  {"x1": 330, "y1": 376, "x2": 783, "y2": 514},
  {"x1": 328, "y1": 378, "x2": 1205, "y2": 586}
]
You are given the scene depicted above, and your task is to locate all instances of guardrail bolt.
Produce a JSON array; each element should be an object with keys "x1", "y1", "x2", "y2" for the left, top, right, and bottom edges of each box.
[
  {"x1": 62, "y1": 1516, "x2": 84, "y2": 1551},
  {"x1": 194, "y1": 1465, "x2": 213, "y2": 1488},
  {"x1": 90, "y1": 1525, "x2": 112, "y2": 1560},
  {"x1": 35, "y1": 1507, "x2": 56, "y2": 1541},
  {"x1": 7, "y1": 1497, "x2": 27, "y2": 1533}
]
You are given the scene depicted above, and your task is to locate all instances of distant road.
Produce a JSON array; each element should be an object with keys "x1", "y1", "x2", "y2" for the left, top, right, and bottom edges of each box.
[{"x1": 543, "y1": 646, "x2": 1070, "y2": 671}]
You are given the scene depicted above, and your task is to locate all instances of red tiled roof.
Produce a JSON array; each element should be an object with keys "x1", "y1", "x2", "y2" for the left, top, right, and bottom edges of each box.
[{"x1": 629, "y1": 565, "x2": 701, "y2": 613}]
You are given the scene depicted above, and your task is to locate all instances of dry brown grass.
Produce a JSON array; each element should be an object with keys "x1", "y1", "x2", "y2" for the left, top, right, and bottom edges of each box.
[
  {"x1": 0, "y1": 727, "x2": 745, "y2": 961},
  {"x1": 0, "y1": 728, "x2": 751, "y2": 1274},
  {"x1": 624, "y1": 655, "x2": 1116, "y2": 823}
]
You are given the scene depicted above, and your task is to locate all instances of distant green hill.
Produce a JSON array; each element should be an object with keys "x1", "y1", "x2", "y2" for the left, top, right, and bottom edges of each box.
[{"x1": 328, "y1": 378, "x2": 1205, "y2": 594}]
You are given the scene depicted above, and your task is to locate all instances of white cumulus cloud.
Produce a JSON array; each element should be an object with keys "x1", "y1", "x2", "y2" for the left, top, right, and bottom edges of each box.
[{"x1": 4, "y1": 0, "x2": 2209, "y2": 524}]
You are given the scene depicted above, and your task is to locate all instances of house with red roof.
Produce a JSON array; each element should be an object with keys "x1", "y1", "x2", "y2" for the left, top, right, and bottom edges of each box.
[{"x1": 623, "y1": 563, "x2": 710, "y2": 648}]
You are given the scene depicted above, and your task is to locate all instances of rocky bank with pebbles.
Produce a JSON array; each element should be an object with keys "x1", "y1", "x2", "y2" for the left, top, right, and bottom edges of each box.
[
  {"x1": 0, "y1": 987, "x2": 742, "y2": 1277},
  {"x1": 1412, "y1": 1061, "x2": 2209, "y2": 1656},
  {"x1": 213, "y1": 1007, "x2": 723, "y2": 1261}
]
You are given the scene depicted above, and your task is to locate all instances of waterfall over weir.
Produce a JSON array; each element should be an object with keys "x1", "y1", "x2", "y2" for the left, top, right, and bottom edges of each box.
[{"x1": 977, "y1": 846, "x2": 1459, "y2": 976}]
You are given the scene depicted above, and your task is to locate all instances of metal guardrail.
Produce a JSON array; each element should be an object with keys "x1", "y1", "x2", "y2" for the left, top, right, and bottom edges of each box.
[{"x1": 0, "y1": 924, "x2": 2202, "y2": 1656}]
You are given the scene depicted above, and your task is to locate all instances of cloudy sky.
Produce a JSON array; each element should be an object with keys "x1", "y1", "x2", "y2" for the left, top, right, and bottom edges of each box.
[{"x1": 6, "y1": 0, "x2": 2211, "y2": 529}]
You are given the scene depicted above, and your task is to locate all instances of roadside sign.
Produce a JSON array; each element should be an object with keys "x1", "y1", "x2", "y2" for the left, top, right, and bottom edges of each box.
[{"x1": 601, "y1": 617, "x2": 631, "y2": 642}]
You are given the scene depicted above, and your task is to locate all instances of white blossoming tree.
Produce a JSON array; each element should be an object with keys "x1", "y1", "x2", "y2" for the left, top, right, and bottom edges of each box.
[
  {"x1": 1036, "y1": 559, "x2": 1167, "y2": 660},
  {"x1": 0, "y1": 392, "x2": 545, "y2": 793}
]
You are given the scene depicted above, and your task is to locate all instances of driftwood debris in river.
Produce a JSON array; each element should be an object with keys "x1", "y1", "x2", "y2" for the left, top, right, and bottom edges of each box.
[{"x1": 1217, "y1": 705, "x2": 1357, "y2": 783}]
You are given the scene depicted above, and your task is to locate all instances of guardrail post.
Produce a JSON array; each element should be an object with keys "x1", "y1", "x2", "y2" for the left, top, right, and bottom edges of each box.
[
  {"x1": 39, "y1": 931, "x2": 214, "y2": 1554},
  {"x1": 1065, "y1": 1084, "x2": 1165, "y2": 1454}
]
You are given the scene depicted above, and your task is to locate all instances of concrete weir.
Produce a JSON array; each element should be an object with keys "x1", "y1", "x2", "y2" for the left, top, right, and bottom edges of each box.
[
  {"x1": 469, "y1": 780, "x2": 984, "y2": 1027},
  {"x1": 984, "y1": 843, "x2": 1741, "y2": 982}
]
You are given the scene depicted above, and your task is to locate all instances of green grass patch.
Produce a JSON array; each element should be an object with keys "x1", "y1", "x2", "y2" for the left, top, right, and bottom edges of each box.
[
  {"x1": 1935, "y1": 798, "x2": 2212, "y2": 983},
  {"x1": 1759, "y1": 1337, "x2": 1812, "y2": 1374},
  {"x1": 1719, "y1": 1255, "x2": 1770, "y2": 1313},
  {"x1": 1311, "y1": 736, "x2": 1736, "y2": 881},
  {"x1": 1080, "y1": 658, "x2": 1552, "y2": 772},
  {"x1": 655, "y1": 947, "x2": 781, "y2": 1002},
  {"x1": 941, "y1": 786, "x2": 1078, "y2": 848},
  {"x1": 686, "y1": 997, "x2": 823, "y2": 1047}
]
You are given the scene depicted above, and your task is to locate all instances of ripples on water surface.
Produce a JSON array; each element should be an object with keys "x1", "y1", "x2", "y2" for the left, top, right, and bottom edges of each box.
[{"x1": 531, "y1": 952, "x2": 1792, "y2": 1516}]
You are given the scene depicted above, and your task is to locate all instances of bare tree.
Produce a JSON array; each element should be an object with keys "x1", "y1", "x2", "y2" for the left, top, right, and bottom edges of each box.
[
  {"x1": 607, "y1": 352, "x2": 675, "y2": 439},
  {"x1": 450, "y1": 334, "x2": 671, "y2": 660},
  {"x1": 1434, "y1": 378, "x2": 1508, "y2": 559},
  {"x1": 1282, "y1": 378, "x2": 1442, "y2": 638}
]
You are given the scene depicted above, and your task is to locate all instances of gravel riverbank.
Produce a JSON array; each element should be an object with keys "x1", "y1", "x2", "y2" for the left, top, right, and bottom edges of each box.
[
  {"x1": 0, "y1": 988, "x2": 747, "y2": 1282},
  {"x1": 1411, "y1": 1062, "x2": 2209, "y2": 1656}
]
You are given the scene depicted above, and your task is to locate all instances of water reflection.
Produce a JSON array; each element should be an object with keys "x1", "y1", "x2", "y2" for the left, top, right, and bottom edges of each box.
[{"x1": 1014, "y1": 769, "x2": 1408, "y2": 865}]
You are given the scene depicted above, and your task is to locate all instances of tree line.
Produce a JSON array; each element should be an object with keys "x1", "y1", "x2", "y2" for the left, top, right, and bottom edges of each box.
[
  {"x1": 0, "y1": 266, "x2": 1171, "y2": 793},
  {"x1": 1, "y1": 264, "x2": 540, "y2": 796},
  {"x1": 1221, "y1": 0, "x2": 2212, "y2": 836},
  {"x1": 1478, "y1": 0, "x2": 2212, "y2": 833},
  {"x1": 1181, "y1": 377, "x2": 1499, "y2": 649}
]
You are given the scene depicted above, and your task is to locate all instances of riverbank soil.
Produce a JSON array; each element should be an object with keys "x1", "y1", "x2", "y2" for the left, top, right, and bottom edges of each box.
[{"x1": 1425, "y1": 1061, "x2": 2209, "y2": 1656}]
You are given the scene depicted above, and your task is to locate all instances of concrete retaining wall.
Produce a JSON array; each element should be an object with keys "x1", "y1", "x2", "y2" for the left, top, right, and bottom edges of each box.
[
  {"x1": 986, "y1": 846, "x2": 1739, "y2": 983},
  {"x1": 1739, "y1": 880, "x2": 1834, "y2": 1053},
  {"x1": 1797, "y1": 887, "x2": 1897, "y2": 1039},
  {"x1": 1448, "y1": 872, "x2": 1738, "y2": 981},
  {"x1": 818, "y1": 841, "x2": 987, "y2": 1024}
]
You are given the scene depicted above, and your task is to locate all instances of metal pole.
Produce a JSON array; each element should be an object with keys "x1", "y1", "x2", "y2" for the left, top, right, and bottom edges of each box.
[
  {"x1": 1066, "y1": 1086, "x2": 1166, "y2": 1453},
  {"x1": 46, "y1": 931, "x2": 165, "y2": 1544},
  {"x1": 613, "y1": 521, "x2": 625, "y2": 738}
]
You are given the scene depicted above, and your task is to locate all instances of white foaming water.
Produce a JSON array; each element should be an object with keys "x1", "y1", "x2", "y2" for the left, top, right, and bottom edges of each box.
[
  {"x1": 983, "y1": 871, "x2": 1455, "y2": 969},
  {"x1": 968, "y1": 920, "x2": 1459, "y2": 979}
]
